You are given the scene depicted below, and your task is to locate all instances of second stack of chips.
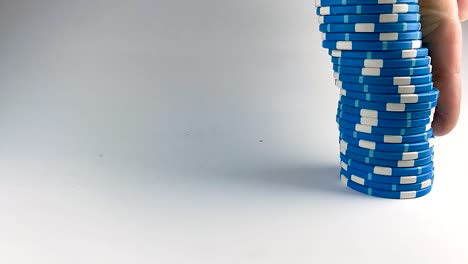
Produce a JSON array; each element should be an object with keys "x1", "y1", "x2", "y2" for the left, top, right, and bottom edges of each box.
[{"x1": 316, "y1": 0, "x2": 439, "y2": 199}]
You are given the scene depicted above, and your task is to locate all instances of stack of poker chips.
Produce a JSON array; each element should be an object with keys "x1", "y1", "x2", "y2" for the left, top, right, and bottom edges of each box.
[{"x1": 316, "y1": 0, "x2": 439, "y2": 199}]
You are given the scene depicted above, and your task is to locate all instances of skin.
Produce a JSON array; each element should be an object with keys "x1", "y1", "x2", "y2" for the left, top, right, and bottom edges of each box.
[{"x1": 419, "y1": 0, "x2": 468, "y2": 136}]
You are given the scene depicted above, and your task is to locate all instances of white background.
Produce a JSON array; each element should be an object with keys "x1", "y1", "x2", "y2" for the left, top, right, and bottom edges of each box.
[{"x1": 0, "y1": 1, "x2": 467, "y2": 263}]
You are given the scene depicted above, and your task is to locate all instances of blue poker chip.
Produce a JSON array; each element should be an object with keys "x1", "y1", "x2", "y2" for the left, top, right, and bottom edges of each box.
[
  {"x1": 339, "y1": 126, "x2": 433, "y2": 144},
  {"x1": 339, "y1": 95, "x2": 437, "y2": 112},
  {"x1": 317, "y1": 4, "x2": 419, "y2": 15},
  {"x1": 340, "y1": 88, "x2": 439, "y2": 103},
  {"x1": 335, "y1": 80, "x2": 434, "y2": 94},
  {"x1": 340, "y1": 168, "x2": 433, "y2": 192},
  {"x1": 340, "y1": 144, "x2": 434, "y2": 167},
  {"x1": 331, "y1": 56, "x2": 430, "y2": 68},
  {"x1": 329, "y1": 48, "x2": 428, "y2": 59},
  {"x1": 339, "y1": 138, "x2": 434, "y2": 160},
  {"x1": 319, "y1": 22, "x2": 421, "y2": 33},
  {"x1": 340, "y1": 154, "x2": 434, "y2": 176},
  {"x1": 337, "y1": 110, "x2": 433, "y2": 128},
  {"x1": 318, "y1": 13, "x2": 421, "y2": 24},
  {"x1": 334, "y1": 72, "x2": 433, "y2": 86},
  {"x1": 341, "y1": 163, "x2": 434, "y2": 184},
  {"x1": 337, "y1": 117, "x2": 432, "y2": 135},
  {"x1": 323, "y1": 40, "x2": 422, "y2": 51},
  {"x1": 340, "y1": 174, "x2": 433, "y2": 199},
  {"x1": 322, "y1": 31, "x2": 422, "y2": 41},
  {"x1": 339, "y1": 133, "x2": 434, "y2": 152},
  {"x1": 334, "y1": 64, "x2": 431, "y2": 76},
  {"x1": 316, "y1": 0, "x2": 418, "y2": 7},
  {"x1": 338, "y1": 102, "x2": 435, "y2": 120}
]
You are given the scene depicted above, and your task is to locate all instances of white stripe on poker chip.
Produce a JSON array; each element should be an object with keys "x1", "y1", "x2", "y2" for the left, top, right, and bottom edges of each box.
[
  {"x1": 384, "y1": 135, "x2": 403, "y2": 143},
  {"x1": 428, "y1": 137, "x2": 435, "y2": 147},
  {"x1": 361, "y1": 116, "x2": 378, "y2": 126},
  {"x1": 402, "y1": 49, "x2": 418, "y2": 58},
  {"x1": 355, "y1": 23, "x2": 375, "y2": 32},
  {"x1": 340, "y1": 146, "x2": 348, "y2": 153},
  {"x1": 331, "y1": 50, "x2": 342, "y2": 57},
  {"x1": 393, "y1": 4, "x2": 410, "y2": 13},
  {"x1": 398, "y1": 160, "x2": 416, "y2": 167},
  {"x1": 411, "y1": 40, "x2": 421, "y2": 48},
  {"x1": 380, "y1": 14, "x2": 399, "y2": 23},
  {"x1": 336, "y1": 41, "x2": 351, "y2": 49},
  {"x1": 351, "y1": 174, "x2": 365, "y2": 185},
  {"x1": 320, "y1": 6, "x2": 331, "y2": 15},
  {"x1": 421, "y1": 179, "x2": 432, "y2": 188},
  {"x1": 361, "y1": 68, "x2": 381, "y2": 76},
  {"x1": 380, "y1": 33, "x2": 398, "y2": 41},
  {"x1": 380, "y1": 0, "x2": 403, "y2": 3},
  {"x1": 374, "y1": 166, "x2": 392, "y2": 176},
  {"x1": 341, "y1": 175, "x2": 348, "y2": 185},
  {"x1": 358, "y1": 139, "x2": 376, "y2": 150},
  {"x1": 401, "y1": 152, "x2": 419, "y2": 160},
  {"x1": 318, "y1": 16, "x2": 323, "y2": 24},
  {"x1": 356, "y1": 124, "x2": 372, "y2": 133},
  {"x1": 341, "y1": 161, "x2": 348, "y2": 171},
  {"x1": 386, "y1": 103, "x2": 406, "y2": 111},
  {"x1": 363, "y1": 59, "x2": 384, "y2": 67},
  {"x1": 400, "y1": 94, "x2": 418, "y2": 103},
  {"x1": 340, "y1": 140, "x2": 348, "y2": 149},
  {"x1": 400, "y1": 176, "x2": 417, "y2": 184},
  {"x1": 399, "y1": 85, "x2": 416, "y2": 93},
  {"x1": 401, "y1": 191, "x2": 417, "y2": 199},
  {"x1": 393, "y1": 76, "x2": 411, "y2": 85},
  {"x1": 361, "y1": 109, "x2": 378, "y2": 118}
]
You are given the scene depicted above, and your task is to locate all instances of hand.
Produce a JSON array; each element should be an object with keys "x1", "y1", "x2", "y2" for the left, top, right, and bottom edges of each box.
[{"x1": 420, "y1": 0, "x2": 467, "y2": 136}]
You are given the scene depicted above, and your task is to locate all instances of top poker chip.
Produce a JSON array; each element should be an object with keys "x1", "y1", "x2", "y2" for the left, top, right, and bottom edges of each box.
[
  {"x1": 317, "y1": 4, "x2": 419, "y2": 15},
  {"x1": 315, "y1": 0, "x2": 418, "y2": 7}
]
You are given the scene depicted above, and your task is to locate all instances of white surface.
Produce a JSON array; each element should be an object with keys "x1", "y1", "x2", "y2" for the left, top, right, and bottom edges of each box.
[{"x1": 0, "y1": 1, "x2": 467, "y2": 263}]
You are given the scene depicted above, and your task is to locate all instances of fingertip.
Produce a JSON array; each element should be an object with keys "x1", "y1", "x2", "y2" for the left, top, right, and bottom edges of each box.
[
  {"x1": 458, "y1": 0, "x2": 468, "y2": 21},
  {"x1": 432, "y1": 110, "x2": 457, "y2": 136}
]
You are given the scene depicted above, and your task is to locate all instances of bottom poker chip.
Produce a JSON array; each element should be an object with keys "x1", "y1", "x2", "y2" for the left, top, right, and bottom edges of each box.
[{"x1": 340, "y1": 173, "x2": 433, "y2": 199}]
